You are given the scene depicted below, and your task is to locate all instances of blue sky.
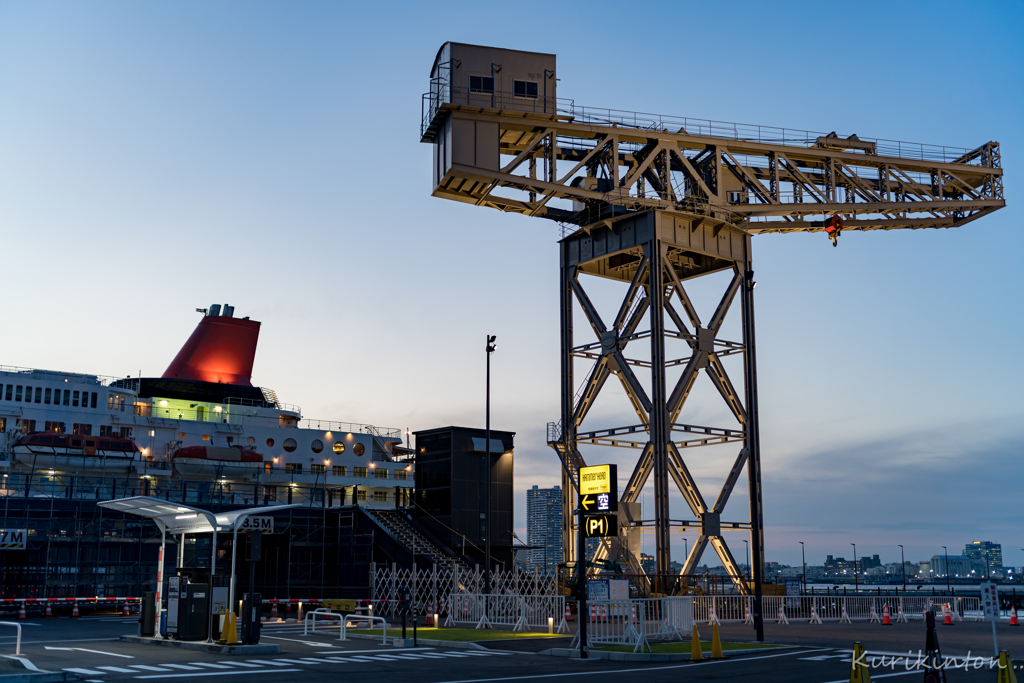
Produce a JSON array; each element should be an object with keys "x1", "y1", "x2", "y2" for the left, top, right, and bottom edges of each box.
[{"x1": 1, "y1": 0, "x2": 1021, "y2": 570}]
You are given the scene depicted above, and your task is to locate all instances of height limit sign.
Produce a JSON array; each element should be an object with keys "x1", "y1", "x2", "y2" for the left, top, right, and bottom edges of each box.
[{"x1": 579, "y1": 465, "x2": 617, "y2": 537}]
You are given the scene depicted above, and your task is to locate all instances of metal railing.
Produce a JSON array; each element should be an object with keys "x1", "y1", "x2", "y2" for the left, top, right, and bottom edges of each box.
[
  {"x1": 421, "y1": 87, "x2": 979, "y2": 165},
  {"x1": 0, "y1": 621, "x2": 22, "y2": 655},
  {"x1": 445, "y1": 593, "x2": 565, "y2": 631}
]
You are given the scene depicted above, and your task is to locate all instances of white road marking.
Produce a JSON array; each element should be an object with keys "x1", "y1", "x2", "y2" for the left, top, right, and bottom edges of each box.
[
  {"x1": 161, "y1": 664, "x2": 202, "y2": 670},
  {"x1": 97, "y1": 666, "x2": 139, "y2": 673},
  {"x1": 188, "y1": 662, "x2": 232, "y2": 669},
  {"x1": 273, "y1": 659, "x2": 320, "y2": 665},
  {"x1": 133, "y1": 669, "x2": 302, "y2": 679},
  {"x1": 129, "y1": 666, "x2": 172, "y2": 672},
  {"x1": 424, "y1": 649, "x2": 829, "y2": 683},
  {"x1": 314, "y1": 648, "x2": 432, "y2": 654},
  {"x1": 244, "y1": 660, "x2": 292, "y2": 667},
  {"x1": 818, "y1": 672, "x2": 919, "y2": 683},
  {"x1": 45, "y1": 646, "x2": 134, "y2": 658},
  {"x1": 220, "y1": 662, "x2": 262, "y2": 667},
  {"x1": 260, "y1": 635, "x2": 328, "y2": 646},
  {"x1": 63, "y1": 668, "x2": 106, "y2": 676}
]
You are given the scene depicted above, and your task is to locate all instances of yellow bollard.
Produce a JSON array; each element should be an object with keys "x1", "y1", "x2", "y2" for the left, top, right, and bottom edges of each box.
[
  {"x1": 849, "y1": 642, "x2": 871, "y2": 683},
  {"x1": 711, "y1": 622, "x2": 724, "y2": 659},
  {"x1": 691, "y1": 625, "x2": 703, "y2": 661},
  {"x1": 997, "y1": 651, "x2": 1018, "y2": 683}
]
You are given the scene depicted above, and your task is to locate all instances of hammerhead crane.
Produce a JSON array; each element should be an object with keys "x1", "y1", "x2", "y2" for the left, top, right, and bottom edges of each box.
[{"x1": 420, "y1": 42, "x2": 1004, "y2": 640}]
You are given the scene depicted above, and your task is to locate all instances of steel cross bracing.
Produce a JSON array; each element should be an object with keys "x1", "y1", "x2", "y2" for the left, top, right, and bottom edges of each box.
[
  {"x1": 548, "y1": 217, "x2": 760, "y2": 596},
  {"x1": 423, "y1": 104, "x2": 1003, "y2": 238}
]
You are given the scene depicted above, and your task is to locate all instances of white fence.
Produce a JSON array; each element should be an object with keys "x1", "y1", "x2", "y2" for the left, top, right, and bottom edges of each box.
[
  {"x1": 446, "y1": 594, "x2": 566, "y2": 631},
  {"x1": 691, "y1": 595, "x2": 982, "y2": 623},
  {"x1": 369, "y1": 564, "x2": 556, "y2": 617},
  {"x1": 570, "y1": 597, "x2": 694, "y2": 653}
]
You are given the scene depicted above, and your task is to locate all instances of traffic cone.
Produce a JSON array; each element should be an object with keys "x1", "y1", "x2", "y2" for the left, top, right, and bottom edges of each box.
[
  {"x1": 840, "y1": 602, "x2": 852, "y2": 623},
  {"x1": 590, "y1": 604, "x2": 596, "y2": 621},
  {"x1": 869, "y1": 604, "x2": 880, "y2": 623},
  {"x1": 743, "y1": 602, "x2": 753, "y2": 625},
  {"x1": 600, "y1": 604, "x2": 607, "y2": 623},
  {"x1": 777, "y1": 604, "x2": 789, "y2": 625},
  {"x1": 690, "y1": 625, "x2": 703, "y2": 661},
  {"x1": 271, "y1": 601, "x2": 278, "y2": 620},
  {"x1": 809, "y1": 603, "x2": 822, "y2": 624},
  {"x1": 564, "y1": 603, "x2": 572, "y2": 622},
  {"x1": 711, "y1": 622, "x2": 724, "y2": 659},
  {"x1": 224, "y1": 611, "x2": 239, "y2": 645},
  {"x1": 45, "y1": 601, "x2": 52, "y2": 618},
  {"x1": 1011, "y1": 606, "x2": 1019, "y2": 626},
  {"x1": 849, "y1": 642, "x2": 871, "y2": 683},
  {"x1": 425, "y1": 604, "x2": 433, "y2": 627},
  {"x1": 942, "y1": 603, "x2": 953, "y2": 625},
  {"x1": 72, "y1": 603, "x2": 80, "y2": 618},
  {"x1": 997, "y1": 651, "x2": 1018, "y2": 683},
  {"x1": 882, "y1": 603, "x2": 891, "y2": 625},
  {"x1": 17, "y1": 603, "x2": 26, "y2": 620},
  {"x1": 123, "y1": 602, "x2": 130, "y2": 617}
]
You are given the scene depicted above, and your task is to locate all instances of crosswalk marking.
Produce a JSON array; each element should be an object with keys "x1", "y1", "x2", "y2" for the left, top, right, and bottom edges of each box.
[
  {"x1": 162, "y1": 664, "x2": 202, "y2": 670},
  {"x1": 221, "y1": 662, "x2": 262, "y2": 667},
  {"x1": 133, "y1": 669, "x2": 301, "y2": 680},
  {"x1": 274, "y1": 659, "x2": 319, "y2": 665},
  {"x1": 97, "y1": 666, "x2": 138, "y2": 673},
  {"x1": 63, "y1": 668, "x2": 106, "y2": 676},
  {"x1": 129, "y1": 665, "x2": 172, "y2": 672},
  {"x1": 189, "y1": 662, "x2": 232, "y2": 669},
  {"x1": 244, "y1": 660, "x2": 292, "y2": 667}
]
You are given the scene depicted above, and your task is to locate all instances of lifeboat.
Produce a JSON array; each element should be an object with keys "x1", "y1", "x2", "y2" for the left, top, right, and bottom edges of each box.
[
  {"x1": 13, "y1": 432, "x2": 139, "y2": 471},
  {"x1": 172, "y1": 445, "x2": 264, "y2": 478}
]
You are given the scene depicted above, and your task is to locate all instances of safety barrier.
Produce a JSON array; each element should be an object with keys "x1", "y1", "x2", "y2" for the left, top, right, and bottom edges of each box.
[
  {"x1": 303, "y1": 608, "x2": 344, "y2": 635},
  {"x1": 340, "y1": 615, "x2": 390, "y2": 644},
  {"x1": 1, "y1": 597, "x2": 140, "y2": 616},
  {"x1": 445, "y1": 594, "x2": 566, "y2": 631},
  {"x1": 569, "y1": 597, "x2": 694, "y2": 653},
  {"x1": 0, "y1": 622, "x2": 22, "y2": 656},
  {"x1": 689, "y1": 595, "x2": 982, "y2": 624}
]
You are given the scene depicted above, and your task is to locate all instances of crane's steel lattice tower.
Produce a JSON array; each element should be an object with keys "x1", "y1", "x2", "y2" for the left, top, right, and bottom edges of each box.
[{"x1": 419, "y1": 42, "x2": 1004, "y2": 634}]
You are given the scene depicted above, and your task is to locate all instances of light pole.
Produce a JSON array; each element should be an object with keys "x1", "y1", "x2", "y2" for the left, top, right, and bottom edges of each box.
[
  {"x1": 898, "y1": 545, "x2": 906, "y2": 591},
  {"x1": 483, "y1": 335, "x2": 496, "y2": 597},
  {"x1": 942, "y1": 546, "x2": 951, "y2": 592},
  {"x1": 851, "y1": 543, "x2": 858, "y2": 593},
  {"x1": 799, "y1": 541, "x2": 806, "y2": 589}
]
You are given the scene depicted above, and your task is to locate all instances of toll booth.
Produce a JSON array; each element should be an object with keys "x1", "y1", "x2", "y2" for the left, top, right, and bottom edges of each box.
[{"x1": 98, "y1": 497, "x2": 300, "y2": 643}]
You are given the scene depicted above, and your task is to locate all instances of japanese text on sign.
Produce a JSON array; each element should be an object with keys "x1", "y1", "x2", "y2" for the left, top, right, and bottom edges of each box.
[
  {"x1": 579, "y1": 465, "x2": 613, "y2": 495},
  {"x1": 981, "y1": 582, "x2": 999, "y2": 620}
]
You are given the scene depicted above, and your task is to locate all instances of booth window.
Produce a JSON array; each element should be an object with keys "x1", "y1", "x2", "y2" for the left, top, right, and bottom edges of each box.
[
  {"x1": 469, "y1": 75, "x2": 494, "y2": 94},
  {"x1": 514, "y1": 80, "x2": 538, "y2": 98}
]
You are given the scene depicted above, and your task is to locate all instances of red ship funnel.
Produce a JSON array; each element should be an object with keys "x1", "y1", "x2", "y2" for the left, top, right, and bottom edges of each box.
[{"x1": 162, "y1": 313, "x2": 261, "y2": 386}]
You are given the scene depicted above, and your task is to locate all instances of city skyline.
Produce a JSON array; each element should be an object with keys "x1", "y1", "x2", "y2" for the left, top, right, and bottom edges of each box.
[{"x1": 1, "y1": 1, "x2": 1021, "y2": 570}]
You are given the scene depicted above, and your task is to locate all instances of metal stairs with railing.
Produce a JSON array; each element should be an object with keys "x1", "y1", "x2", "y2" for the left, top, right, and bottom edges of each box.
[{"x1": 364, "y1": 508, "x2": 470, "y2": 571}]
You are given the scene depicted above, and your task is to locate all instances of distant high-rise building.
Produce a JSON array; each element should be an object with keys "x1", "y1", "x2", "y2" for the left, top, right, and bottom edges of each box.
[
  {"x1": 964, "y1": 541, "x2": 1003, "y2": 575},
  {"x1": 526, "y1": 485, "x2": 562, "y2": 573}
]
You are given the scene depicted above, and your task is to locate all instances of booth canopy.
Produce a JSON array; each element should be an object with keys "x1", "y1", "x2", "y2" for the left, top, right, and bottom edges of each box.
[{"x1": 98, "y1": 496, "x2": 301, "y2": 534}]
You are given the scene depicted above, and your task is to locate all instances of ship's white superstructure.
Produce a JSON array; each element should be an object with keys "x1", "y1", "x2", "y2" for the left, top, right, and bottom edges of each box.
[{"x1": 0, "y1": 305, "x2": 413, "y2": 507}]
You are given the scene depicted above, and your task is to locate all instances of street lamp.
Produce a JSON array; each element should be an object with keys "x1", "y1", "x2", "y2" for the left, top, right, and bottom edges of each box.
[
  {"x1": 898, "y1": 545, "x2": 906, "y2": 592},
  {"x1": 942, "y1": 546, "x2": 951, "y2": 592},
  {"x1": 483, "y1": 334, "x2": 496, "y2": 597},
  {"x1": 851, "y1": 543, "x2": 858, "y2": 593},
  {"x1": 799, "y1": 541, "x2": 806, "y2": 589}
]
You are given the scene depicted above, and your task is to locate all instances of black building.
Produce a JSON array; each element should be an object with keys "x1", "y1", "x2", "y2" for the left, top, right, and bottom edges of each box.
[{"x1": 413, "y1": 426, "x2": 514, "y2": 572}]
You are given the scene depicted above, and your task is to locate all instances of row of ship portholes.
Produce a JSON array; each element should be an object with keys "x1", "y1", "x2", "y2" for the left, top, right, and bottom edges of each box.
[{"x1": 245, "y1": 435, "x2": 364, "y2": 456}]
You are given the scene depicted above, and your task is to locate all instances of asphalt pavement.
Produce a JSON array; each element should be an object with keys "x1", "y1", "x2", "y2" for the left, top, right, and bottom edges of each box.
[{"x1": 1, "y1": 615, "x2": 1021, "y2": 683}]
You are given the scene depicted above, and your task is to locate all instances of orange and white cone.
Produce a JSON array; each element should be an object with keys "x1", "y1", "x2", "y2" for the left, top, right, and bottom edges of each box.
[
  {"x1": 590, "y1": 605, "x2": 596, "y2": 621},
  {"x1": 1011, "y1": 606, "x2": 1019, "y2": 626},
  {"x1": 882, "y1": 603, "x2": 892, "y2": 625},
  {"x1": 72, "y1": 603, "x2": 80, "y2": 618},
  {"x1": 425, "y1": 604, "x2": 433, "y2": 626},
  {"x1": 45, "y1": 601, "x2": 52, "y2": 618},
  {"x1": 942, "y1": 603, "x2": 953, "y2": 625},
  {"x1": 601, "y1": 605, "x2": 607, "y2": 623},
  {"x1": 565, "y1": 603, "x2": 572, "y2": 622},
  {"x1": 123, "y1": 602, "x2": 130, "y2": 617},
  {"x1": 17, "y1": 603, "x2": 26, "y2": 620},
  {"x1": 271, "y1": 601, "x2": 278, "y2": 620}
]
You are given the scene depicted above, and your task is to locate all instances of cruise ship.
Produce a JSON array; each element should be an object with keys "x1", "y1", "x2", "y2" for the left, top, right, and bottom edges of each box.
[{"x1": 0, "y1": 304, "x2": 414, "y2": 507}]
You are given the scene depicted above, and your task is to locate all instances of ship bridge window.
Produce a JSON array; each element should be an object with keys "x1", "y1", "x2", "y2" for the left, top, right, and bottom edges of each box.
[
  {"x1": 283, "y1": 438, "x2": 297, "y2": 452},
  {"x1": 374, "y1": 468, "x2": 389, "y2": 480},
  {"x1": 73, "y1": 423, "x2": 92, "y2": 436},
  {"x1": 35, "y1": 387, "x2": 42, "y2": 403},
  {"x1": 62, "y1": 390, "x2": 70, "y2": 406},
  {"x1": 352, "y1": 443, "x2": 365, "y2": 457},
  {"x1": 73, "y1": 391, "x2": 80, "y2": 407},
  {"x1": 4, "y1": 385, "x2": 10, "y2": 400},
  {"x1": 91, "y1": 392, "x2": 98, "y2": 409},
  {"x1": 394, "y1": 470, "x2": 408, "y2": 481},
  {"x1": 15, "y1": 386, "x2": 22, "y2": 402},
  {"x1": 17, "y1": 419, "x2": 35, "y2": 434},
  {"x1": 332, "y1": 442, "x2": 345, "y2": 455},
  {"x1": 311, "y1": 464, "x2": 325, "y2": 474},
  {"x1": 513, "y1": 80, "x2": 538, "y2": 99},
  {"x1": 284, "y1": 463, "x2": 302, "y2": 474},
  {"x1": 372, "y1": 491, "x2": 388, "y2": 502},
  {"x1": 44, "y1": 388, "x2": 51, "y2": 404},
  {"x1": 353, "y1": 466, "x2": 368, "y2": 478},
  {"x1": 45, "y1": 421, "x2": 65, "y2": 434},
  {"x1": 311, "y1": 439, "x2": 324, "y2": 454},
  {"x1": 332, "y1": 466, "x2": 347, "y2": 477},
  {"x1": 266, "y1": 438, "x2": 275, "y2": 448},
  {"x1": 469, "y1": 75, "x2": 494, "y2": 94},
  {"x1": 0, "y1": 418, "x2": 5, "y2": 431}
]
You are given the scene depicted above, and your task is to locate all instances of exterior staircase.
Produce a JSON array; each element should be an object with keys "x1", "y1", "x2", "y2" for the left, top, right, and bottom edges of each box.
[{"x1": 364, "y1": 508, "x2": 469, "y2": 570}]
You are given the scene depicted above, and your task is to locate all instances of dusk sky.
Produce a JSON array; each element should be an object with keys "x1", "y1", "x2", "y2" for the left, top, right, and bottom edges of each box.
[{"x1": 2, "y1": 1, "x2": 1021, "y2": 570}]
